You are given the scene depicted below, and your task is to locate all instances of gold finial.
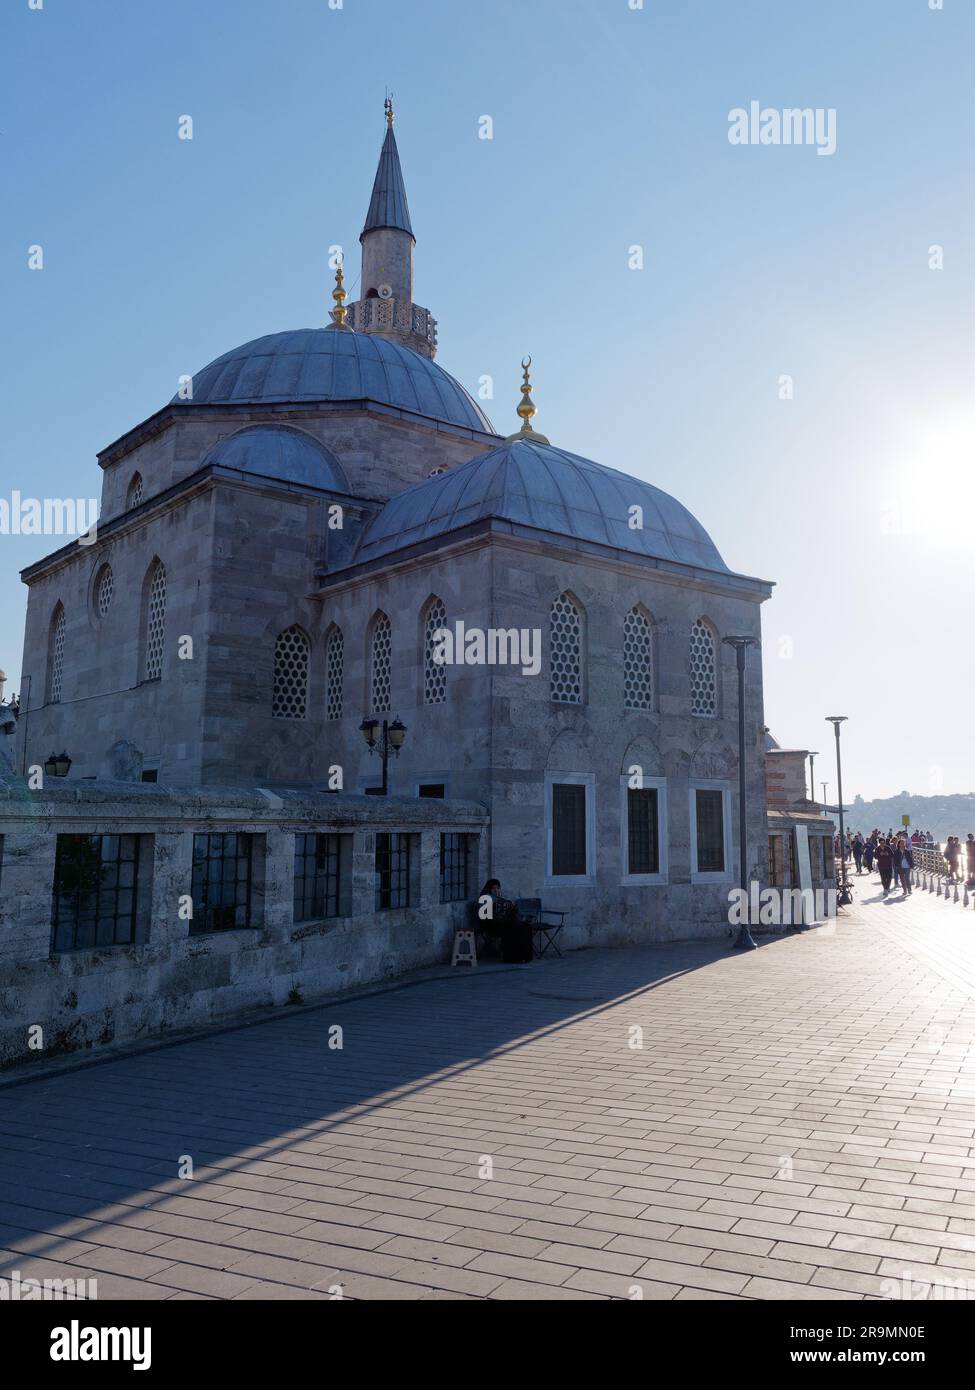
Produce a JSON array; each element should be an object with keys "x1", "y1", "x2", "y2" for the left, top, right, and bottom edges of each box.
[
  {"x1": 328, "y1": 258, "x2": 352, "y2": 331},
  {"x1": 506, "y1": 356, "x2": 550, "y2": 444},
  {"x1": 385, "y1": 94, "x2": 394, "y2": 128}
]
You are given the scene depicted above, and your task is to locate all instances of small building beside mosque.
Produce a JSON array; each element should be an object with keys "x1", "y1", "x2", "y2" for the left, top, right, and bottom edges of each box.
[{"x1": 3, "y1": 103, "x2": 781, "y2": 1068}]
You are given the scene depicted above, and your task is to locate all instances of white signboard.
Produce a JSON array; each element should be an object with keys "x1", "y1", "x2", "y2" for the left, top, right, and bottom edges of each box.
[{"x1": 794, "y1": 824, "x2": 813, "y2": 924}]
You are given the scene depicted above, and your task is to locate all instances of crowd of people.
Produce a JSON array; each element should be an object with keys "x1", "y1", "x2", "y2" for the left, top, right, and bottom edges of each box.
[{"x1": 837, "y1": 829, "x2": 975, "y2": 896}]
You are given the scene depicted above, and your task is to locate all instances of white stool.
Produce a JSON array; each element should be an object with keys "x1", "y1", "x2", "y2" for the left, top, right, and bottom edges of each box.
[{"x1": 451, "y1": 928, "x2": 477, "y2": 968}]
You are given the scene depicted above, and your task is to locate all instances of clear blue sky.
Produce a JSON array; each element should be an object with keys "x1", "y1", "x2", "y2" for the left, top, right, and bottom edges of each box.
[{"x1": 3, "y1": 0, "x2": 973, "y2": 800}]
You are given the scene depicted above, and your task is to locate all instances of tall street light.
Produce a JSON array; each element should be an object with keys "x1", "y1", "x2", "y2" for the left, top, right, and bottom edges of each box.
[
  {"x1": 359, "y1": 716, "x2": 407, "y2": 795},
  {"x1": 723, "y1": 636, "x2": 758, "y2": 951},
  {"x1": 826, "y1": 716, "x2": 852, "y2": 905},
  {"x1": 808, "y1": 752, "x2": 818, "y2": 809}
]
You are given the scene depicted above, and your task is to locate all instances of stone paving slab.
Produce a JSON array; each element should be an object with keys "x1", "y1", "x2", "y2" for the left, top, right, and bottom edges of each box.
[{"x1": 3, "y1": 871, "x2": 975, "y2": 1299}]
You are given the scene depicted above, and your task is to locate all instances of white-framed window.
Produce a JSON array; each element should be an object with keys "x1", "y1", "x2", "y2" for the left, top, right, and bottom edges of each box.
[
  {"x1": 422, "y1": 596, "x2": 447, "y2": 705},
  {"x1": 620, "y1": 774, "x2": 668, "y2": 884},
  {"x1": 689, "y1": 617, "x2": 718, "y2": 718},
  {"x1": 325, "y1": 624, "x2": 343, "y2": 721},
  {"x1": 689, "y1": 779, "x2": 732, "y2": 883},
  {"x1": 369, "y1": 611, "x2": 391, "y2": 714},
  {"x1": 272, "y1": 625, "x2": 310, "y2": 719},
  {"x1": 544, "y1": 772, "x2": 596, "y2": 886},
  {"x1": 550, "y1": 592, "x2": 583, "y2": 704},
  {"x1": 623, "y1": 606, "x2": 654, "y2": 711}
]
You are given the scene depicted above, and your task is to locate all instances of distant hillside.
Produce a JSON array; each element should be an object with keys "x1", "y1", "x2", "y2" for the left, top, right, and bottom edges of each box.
[{"x1": 845, "y1": 792, "x2": 975, "y2": 843}]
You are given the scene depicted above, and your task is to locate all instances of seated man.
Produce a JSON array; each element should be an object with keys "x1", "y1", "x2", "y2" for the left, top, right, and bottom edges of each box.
[{"x1": 478, "y1": 879, "x2": 532, "y2": 963}]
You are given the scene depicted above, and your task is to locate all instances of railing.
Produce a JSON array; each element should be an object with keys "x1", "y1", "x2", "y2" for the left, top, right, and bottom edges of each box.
[{"x1": 911, "y1": 843, "x2": 975, "y2": 905}]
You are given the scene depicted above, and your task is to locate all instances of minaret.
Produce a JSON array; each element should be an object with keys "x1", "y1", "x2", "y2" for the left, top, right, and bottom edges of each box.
[{"x1": 345, "y1": 98, "x2": 438, "y2": 359}]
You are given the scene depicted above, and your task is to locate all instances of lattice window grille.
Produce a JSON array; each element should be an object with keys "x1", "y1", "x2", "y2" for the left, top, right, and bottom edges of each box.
[
  {"x1": 689, "y1": 619, "x2": 717, "y2": 717},
  {"x1": 272, "y1": 625, "x2": 310, "y2": 719},
  {"x1": 50, "y1": 608, "x2": 65, "y2": 703},
  {"x1": 96, "y1": 566, "x2": 114, "y2": 619},
  {"x1": 550, "y1": 593, "x2": 582, "y2": 704},
  {"x1": 325, "y1": 627, "x2": 344, "y2": 721},
  {"x1": 129, "y1": 474, "x2": 143, "y2": 508},
  {"x1": 371, "y1": 614, "x2": 391, "y2": 714},
  {"x1": 424, "y1": 599, "x2": 447, "y2": 705},
  {"x1": 623, "y1": 608, "x2": 653, "y2": 710},
  {"x1": 144, "y1": 564, "x2": 167, "y2": 681}
]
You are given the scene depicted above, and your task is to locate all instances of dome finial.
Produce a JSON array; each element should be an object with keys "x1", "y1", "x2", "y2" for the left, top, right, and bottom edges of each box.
[
  {"x1": 385, "y1": 93, "x2": 394, "y2": 128},
  {"x1": 506, "y1": 356, "x2": 550, "y2": 444},
  {"x1": 328, "y1": 256, "x2": 353, "y2": 331}
]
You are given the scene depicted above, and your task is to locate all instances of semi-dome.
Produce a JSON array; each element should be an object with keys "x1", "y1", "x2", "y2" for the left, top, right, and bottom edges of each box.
[
  {"x1": 177, "y1": 329, "x2": 494, "y2": 433},
  {"x1": 202, "y1": 425, "x2": 349, "y2": 491},
  {"x1": 351, "y1": 438, "x2": 730, "y2": 573}
]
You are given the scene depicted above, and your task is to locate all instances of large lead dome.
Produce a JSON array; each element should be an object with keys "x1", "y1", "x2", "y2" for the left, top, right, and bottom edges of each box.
[{"x1": 177, "y1": 329, "x2": 494, "y2": 433}]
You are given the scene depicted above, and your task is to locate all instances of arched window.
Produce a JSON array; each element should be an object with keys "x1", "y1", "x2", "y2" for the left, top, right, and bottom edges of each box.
[
  {"x1": 143, "y1": 560, "x2": 167, "y2": 681},
  {"x1": 127, "y1": 473, "x2": 144, "y2": 509},
  {"x1": 370, "y1": 611, "x2": 392, "y2": 714},
  {"x1": 550, "y1": 592, "x2": 583, "y2": 704},
  {"x1": 325, "y1": 625, "x2": 344, "y2": 722},
  {"x1": 623, "y1": 606, "x2": 654, "y2": 710},
  {"x1": 272, "y1": 625, "x2": 310, "y2": 719},
  {"x1": 423, "y1": 596, "x2": 448, "y2": 705},
  {"x1": 689, "y1": 618, "x2": 717, "y2": 717},
  {"x1": 47, "y1": 603, "x2": 65, "y2": 704},
  {"x1": 94, "y1": 564, "x2": 114, "y2": 619}
]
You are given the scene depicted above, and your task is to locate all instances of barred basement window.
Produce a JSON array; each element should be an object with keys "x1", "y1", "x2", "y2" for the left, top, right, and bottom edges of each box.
[
  {"x1": 689, "y1": 618, "x2": 717, "y2": 717},
  {"x1": 550, "y1": 592, "x2": 582, "y2": 704},
  {"x1": 294, "y1": 833, "x2": 340, "y2": 922},
  {"x1": 144, "y1": 561, "x2": 166, "y2": 681},
  {"x1": 370, "y1": 612, "x2": 392, "y2": 714},
  {"x1": 695, "y1": 789, "x2": 725, "y2": 873},
  {"x1": 51, "y1": 833, "x2": 143, "y2": 952},
  {"x1": 48, "y1": 604, "x2": 65, "y2": 703},
  {"x1": 272, "y1": 625, "x2": 310, "y2": 719},
  {"x1": 440, "y1": 833, "x2": 469, "y2": 903},
  {"x1": 95, "y1": 565, "x2": 114, "y2": 619},
  {"x1": 127, "y1": 473, "x2": 143, "y2": 509},
  {"x1": 325, "y1": 626, "x2": 344, "y2": 721},
  {"x1": 190, "y1": 833, "x2": 253, "y2": 932},
  {"x1": 423, "y1": 597, "x2": 448, "y2": 705},
  {"x1": 627, "y1": 787, "x2": 660, "y2": 876},
  {"x1": 623, "y1": 607, "x2": 654, "y2": 710},
  {"x1": 375, "y1": 832, "x2": 410, "y2": 910}
]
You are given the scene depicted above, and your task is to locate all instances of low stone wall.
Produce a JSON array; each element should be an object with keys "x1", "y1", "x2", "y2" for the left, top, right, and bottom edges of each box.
[{"x1": 0, "y1": 780, "x2": 487, "y2": 1071}]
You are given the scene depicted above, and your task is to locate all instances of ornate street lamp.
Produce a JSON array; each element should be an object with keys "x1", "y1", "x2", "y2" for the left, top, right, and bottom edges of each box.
[
  {"x1": 44, "y1": 751, "x2": 72, "y2": 778},
  {"x1": 826, "y1": 716, "x2": 852, "y2": 906},
  {"x1": 723, "y1": 636, "x2": 758, "y2": 951},
  {"x1": 359, "y1": 716, "x2": 407, "y2": 795}
]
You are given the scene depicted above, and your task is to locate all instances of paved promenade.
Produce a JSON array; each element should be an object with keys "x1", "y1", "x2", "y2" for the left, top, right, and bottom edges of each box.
[{"x1": 3, "y1": 873, "x2": 975, "y2": 1301}]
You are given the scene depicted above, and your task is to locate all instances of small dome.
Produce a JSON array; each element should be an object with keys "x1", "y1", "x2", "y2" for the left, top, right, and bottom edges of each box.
[
  {"x1": 352, "y1": 438, "x2": 730, "y2": 572},
  {"x1": 178, "y1": 329, "x2": 494, "y2": 433},
  {"x1": 203, "y1": 425, "x2": 349, "y2": 491},
  {"x1": 765, "y1": 731, "x2": 781, "y2": 751}
]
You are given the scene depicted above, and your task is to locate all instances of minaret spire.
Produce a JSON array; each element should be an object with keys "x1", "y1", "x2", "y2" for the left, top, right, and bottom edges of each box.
[
  {"x1": 506, "y1": 358, "x2": 550, "y2": 444},
  {"x1": 344, "y1": 99, "x2": 438, "y2": 359}
]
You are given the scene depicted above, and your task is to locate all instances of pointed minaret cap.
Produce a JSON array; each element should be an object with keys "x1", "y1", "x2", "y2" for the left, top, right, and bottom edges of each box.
[
  {"x1": 361, "y1": 94, "x2": 415, "y2": 241},
  {"x1": 506, "y1": 357, "x2": 550, "y2": 444},
  {"x1": 327, "y1": 259, "x2": 354, "y2": 330}
]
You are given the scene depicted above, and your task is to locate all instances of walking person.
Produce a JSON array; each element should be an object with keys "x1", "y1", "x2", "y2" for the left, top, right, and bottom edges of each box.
[
  {"x1": 946, "y1": 837, "x2": 961, "y2": 883},
  {"x1": 966, "y1": 833, "x2": 975, "y2": 887},
  {"x1": 852, "y1": 832, "x2": 864, "y2": 875},
  {"x1": 876, "y1": 837, "x2": 894, "y2": 895},
  {"x1": 864, "y1": 833, "x2": 876, "y2": 874},
  {"x1": 894, "y1": 836, "x2": 913, "y2": 896}
]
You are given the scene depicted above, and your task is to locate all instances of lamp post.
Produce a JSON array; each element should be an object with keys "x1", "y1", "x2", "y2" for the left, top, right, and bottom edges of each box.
[
  {"x1": 44, "y1": 751, "x2": 72, "y2": 779},
  {"x1": 358, "y1": 716, "x2": 407, "y2": 795},
  {"x1": 722, "y1": 636, "x2": 758, "y2": 951},
  {"x1": 826, "y1": 716, "x2": 852, "y2": 906},
  {"x1": 808, "y1": 752, "x2": 818, "y2": 809}
]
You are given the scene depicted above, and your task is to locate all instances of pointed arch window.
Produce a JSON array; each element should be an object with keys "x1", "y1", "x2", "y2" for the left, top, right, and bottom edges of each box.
[
  {"x1": 689, "y1": 618, "x2": 717, "y2": 717},
  {"x1": 370, "y1": 612, "x2": 392, "y2": 714},
  {"x1": 127, "y1": 473, "x2": 144, "y2": 509},
  {"x1": 423, "y1": 596, "x2": 448, "y2": 705},
  {"x1": 143, "y1": 561, "x2": 167, "y2": 682},
  {"x1": 550, "y1": 592, "x2": 583, "y2": 704},
  {"x1": 95, "y1": 564, "x2": 114, "y2": 619},
  {"x1": 325, "y1": 625, "x2": 344, "y2": 722},
  {"x1": 623, "y1": 606, "x2": 654, "y2": 710},
  {"x1": 272, "y1": 625, "x2": 310, "y2": 719},
  {"x1": 47, "y1": 604, "x2": 65, "y2": 704}
]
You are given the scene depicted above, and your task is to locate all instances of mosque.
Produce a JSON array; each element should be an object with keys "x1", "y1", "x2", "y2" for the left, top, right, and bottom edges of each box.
[{"x1": 1, "y1": 104, "x2": 822, "y2": 1067}]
